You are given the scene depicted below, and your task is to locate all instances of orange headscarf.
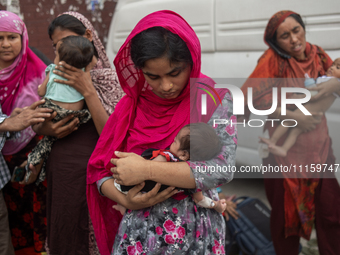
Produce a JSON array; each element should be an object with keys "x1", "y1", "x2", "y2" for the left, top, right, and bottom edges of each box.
[{"x1": 240, "y1": 10, "x2": 333, "y2": 239}]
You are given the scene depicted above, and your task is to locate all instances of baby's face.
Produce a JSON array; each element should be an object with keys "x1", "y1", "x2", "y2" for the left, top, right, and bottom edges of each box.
[
  {"x1": 169, "y1": 127, "x2": 189, "y2": 157},
  {"x1": 326, "y1": 58, "x2": 340, "y2": 78}
]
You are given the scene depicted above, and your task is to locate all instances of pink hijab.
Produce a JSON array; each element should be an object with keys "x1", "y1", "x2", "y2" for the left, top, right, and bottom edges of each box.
[
  {"x1": 0, "y1": 11, "x2": 46, "y2": 154},
  {"x1": 87, "y1": 10, "x2": 228, "y2": 255}
]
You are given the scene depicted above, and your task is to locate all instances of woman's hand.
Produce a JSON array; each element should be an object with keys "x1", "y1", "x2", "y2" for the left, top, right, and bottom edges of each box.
[
  {"x1": 16, "y1": 161, "x2": 38, "y2": 185},
  {"x1": 295, "y1": 113, "x2": 323, "y2": 132},
  {"x1": 53, "y1": 61, "x2": 97, "y2": 98},
  {"x1": 224, "y1": 200, "x2": 239, "y2": 221},
  {"x1": 309, "y1": 78, "x2": 340, "y2": 101},
  {"x1": 19, "y1": 170, "x2": 38, "y2": 185},
  {"x1": 124, "y1": 182, "x2": 178, "y2": 210},
  {"x1": 293, "y1": 110, "x2": 322, "y2": 132},
  {"x1": 32, "y1": 112, "x2": 79, "y2": 139},
  {"x1": 53, "y1": 60, "x2": 109, "y2": 135},
  {"x1": 2, "y1": 100, "x2": 52, "y2": 132},
  {"x1": 111, "y1": 151, "x2": 151, "y2": 186}
]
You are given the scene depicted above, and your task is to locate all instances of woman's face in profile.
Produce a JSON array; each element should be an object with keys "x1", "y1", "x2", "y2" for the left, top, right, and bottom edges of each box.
[
  {"x1": 0, "y1": 32, "x2": 22, "y2": 69},
  {"x1": 141, "y1": 56, "x2": 191, "y2": 99},
  {"x1": 276, "y1": 16, "x2": 306, "y2": 60}
]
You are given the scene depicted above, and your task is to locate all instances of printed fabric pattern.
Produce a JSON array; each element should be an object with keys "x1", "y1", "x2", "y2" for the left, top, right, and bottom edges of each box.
[{"x1": 28, "y1": 98, "x2": 91, "y2": 184}]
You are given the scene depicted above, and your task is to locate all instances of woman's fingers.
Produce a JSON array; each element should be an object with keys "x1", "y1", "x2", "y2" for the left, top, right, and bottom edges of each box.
[
  {"x1": 110, "y1": 152, "x2": 135, "y2": 167},
  {"x1": 47, "y1": 115, "x2": 79, "y2": 139},
  {"x1": 311, "y1": 111, "x2": 323, "y2": 120},
  {"x1": 111, "y1": 166, "x2": 120, "y2": 182},
  {"x1": 111, "y1": 166, "x2": 117, "y2": 174},
  {"x1": 56, "y1": 115, "x2": 78, "y2": 127},
  {"x1": 225, "y1": 201, "x2": 239, "y2": 220},
  {"x1": 109, "y1": 153, "x2": 149, "y2": 185},
  {"x1": 111, "y1": 158, "x2": 118, "y2": 166},
  {"x1": 56, "y1": 61, "x2": 77, "y2": 72},
  {"x1": 56, "y1": 120, "x2": 79, "y2": 139},
  {"x1": 126, "y1": 184, "x2": 177, "y2": 208},
  {"x1": 29, "y1": 99, "x2": 46, "y2": 109},
  {"x1": 45, "y1": 111, "x2": 57, "y2": 122},
  {"x1": 143, "y1": 183, "x2": 162, "y2": 200},
  {"x1": 127, "y1": 182, "x2": 145, "y2": 197},
  {"x1": 19, "y1": 170, "x2": 38, "y2": 185},
  {"x1": 53, "y1": 65, "x2": 80, "y2": 85},
  {"x1": 148, "y1": 185, "x2": 177, "y2": 205}
]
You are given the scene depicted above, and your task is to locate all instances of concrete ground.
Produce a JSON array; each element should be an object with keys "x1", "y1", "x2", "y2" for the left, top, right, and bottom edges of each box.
[{"x1": 220, "y1": 178, "x2": 319, "y2": 255}]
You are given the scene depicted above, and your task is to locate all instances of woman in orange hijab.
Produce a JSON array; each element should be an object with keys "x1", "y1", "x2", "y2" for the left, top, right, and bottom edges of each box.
[{"x1": 241, "y1": 10, "x2": 340, "y2": 254}]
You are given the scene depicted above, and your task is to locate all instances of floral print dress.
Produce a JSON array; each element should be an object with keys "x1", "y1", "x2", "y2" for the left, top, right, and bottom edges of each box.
[{"x1": 100, "y1": 93, "x2": 237, "y2": 255}]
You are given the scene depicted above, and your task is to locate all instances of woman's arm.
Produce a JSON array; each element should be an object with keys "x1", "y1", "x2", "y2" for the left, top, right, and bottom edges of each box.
[
  {"x1": 188, "y1": 94, "x2": 236, "y2": 192},
  {"x1": 52, "y1": 60, "x2": 109, "y2": 134},
  {"x1": 309, "y1": 78, "x2": 340, "y2": 100},
  {"x1": 32, "y1": 113, "x2": 79, "y2": 138},
  {"x1": 111, "y1": 152, "x2": 195, "y2": 188},
  {"x1": 101, "y1": 178, "x2": 178, "y2": 210},
  {"x1": 1, "y1": 99, "x2": 52, "y2": 132},
  {"x1": 269, "y1": 106, "x2": 322, "y2": 132}
]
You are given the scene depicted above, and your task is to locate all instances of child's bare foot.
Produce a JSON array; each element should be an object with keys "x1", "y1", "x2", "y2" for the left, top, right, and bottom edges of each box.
[
  {"x1": 112, "y1": 204, "x2": 126, "y2": 215},
  {"x1": 268, "y1": 144, "x2": 287, "y2": 157},
  {"x1": 214, "y1": 199, "x2": 226, "y2": 213}
]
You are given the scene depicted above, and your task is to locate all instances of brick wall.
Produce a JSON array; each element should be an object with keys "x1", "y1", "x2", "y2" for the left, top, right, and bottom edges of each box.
[{"x1": 0, "y1": 0, "x2": 117, "y2": 61}]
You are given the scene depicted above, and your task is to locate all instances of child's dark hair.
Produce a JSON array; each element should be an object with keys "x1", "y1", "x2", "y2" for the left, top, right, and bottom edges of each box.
[
  {"x1": 58, "y1": 35, "x2": 94, "y2": 69},
  {"x1": 179, "y1": 123, "x2": 222, "y2": 161}
]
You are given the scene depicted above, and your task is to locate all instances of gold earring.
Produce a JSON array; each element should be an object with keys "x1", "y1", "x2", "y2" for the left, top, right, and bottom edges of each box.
[{"x1": 170, "y1": 83, "x2": 173, "y2": 88}]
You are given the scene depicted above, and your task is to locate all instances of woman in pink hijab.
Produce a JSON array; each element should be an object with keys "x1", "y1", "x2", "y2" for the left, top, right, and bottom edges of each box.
[
  {"x1": 87, "y1": 10, "x2": 237, "y2": 255},
  {"x1": 0, "y1": 10, "x2": 50, "y2": 253},
  {"x1": 0, "y1": 11, "x2": 46, "y2": 153}
]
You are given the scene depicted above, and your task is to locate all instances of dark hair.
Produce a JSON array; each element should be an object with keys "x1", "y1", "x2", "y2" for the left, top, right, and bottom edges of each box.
[
  {"x1": 179, "y1": 123, "x2": 222, "y2": 161},
  {"x1": 58, "y1": 36, "x2": 94, "y2": 69},
  {"x1": 130, "y1": 26, "x2": 193, "y2": 68},
  {"x1": 48, "y1": 14, "x2": 98, "y2": 58},
  {"x1": 268, "y1": 13, "x2": 306, "y2": 59},
  {"x1": 48, "y1": 14, "x2": 86, "y2": 39}
]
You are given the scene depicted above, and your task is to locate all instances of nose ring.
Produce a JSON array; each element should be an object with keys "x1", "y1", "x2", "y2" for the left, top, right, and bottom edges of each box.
[{"x1": 169, "y1": 83, "x2": 173, "y2": 88}]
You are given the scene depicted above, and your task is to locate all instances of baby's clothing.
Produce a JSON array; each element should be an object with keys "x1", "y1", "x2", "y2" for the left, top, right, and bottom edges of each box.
[
  {"x1": 316, "y1": 75, "x2": 340, "y2": 84},
  {"x1": 317, "y1": 76, "x2": 340, "y2": 97},
  {"x1": 28, "y1": 98, "x2": 91, "y2": 184},
  {"x1": 45, "y1": 64, "x2": 84, "y2": 103}
]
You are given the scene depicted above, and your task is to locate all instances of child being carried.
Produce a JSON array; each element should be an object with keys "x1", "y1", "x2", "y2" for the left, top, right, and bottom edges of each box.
[
  {"x1": 114, "y1": 122, "x2": 228, "y2": 215},
  {"x1": 260, "y1": 58, "x2": 340, "y2": 157},
  {"x1": 27, "y1": 36, "x2": 94, "y2": 182}
]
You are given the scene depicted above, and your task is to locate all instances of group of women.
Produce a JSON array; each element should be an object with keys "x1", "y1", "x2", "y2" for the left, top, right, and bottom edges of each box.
[{"x1": 0, "y1": 7, "x2": 339, "y2": 255}]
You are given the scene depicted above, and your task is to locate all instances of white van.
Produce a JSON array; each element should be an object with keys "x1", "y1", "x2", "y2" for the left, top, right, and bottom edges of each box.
[{"x1": 106, "y1": 0, "x2": 340, "y2": 167}]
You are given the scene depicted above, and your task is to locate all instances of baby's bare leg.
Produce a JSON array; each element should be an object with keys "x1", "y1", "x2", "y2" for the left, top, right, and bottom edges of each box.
[
  {"x1": 259, "y1": 125, "x2": 289, "y2": 148},
  {"x1": 112, "y1": 204, "x2": 127, "y2": 215},
  {"x1": 265, "y1": 94, "x2": 335, "y2": 157},
  {"x1": 268, "y1": 127, "x2": 302, "y2": 157}
]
